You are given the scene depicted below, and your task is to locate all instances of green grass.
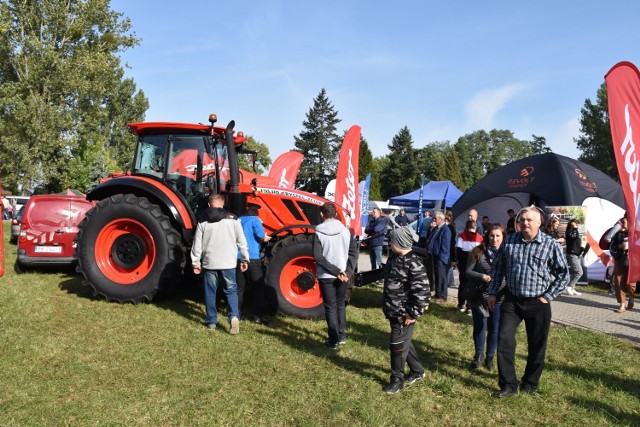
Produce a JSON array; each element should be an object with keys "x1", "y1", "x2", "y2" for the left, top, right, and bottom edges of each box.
[{"x1": 1, "y1": 222, "x2": 639, "y2": 426}]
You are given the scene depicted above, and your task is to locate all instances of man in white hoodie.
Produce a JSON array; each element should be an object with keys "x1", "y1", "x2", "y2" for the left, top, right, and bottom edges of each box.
[
  {"x1": 313, "y1": 202, "x2": 359, "y2": 350},
  {"x1": 191, "y1": 194, "x2": 249, "y2": 334}
]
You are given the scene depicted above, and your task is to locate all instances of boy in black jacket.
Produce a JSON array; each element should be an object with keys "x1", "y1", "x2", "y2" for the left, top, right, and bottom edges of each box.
[{"x1": 382, "y1": 226, "x2": 431, "y2": 394}]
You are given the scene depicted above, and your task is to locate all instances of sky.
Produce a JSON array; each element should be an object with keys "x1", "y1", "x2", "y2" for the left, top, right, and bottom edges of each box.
[{"x1": 110, "y1": 0, "x2": 640, "y2": 162}]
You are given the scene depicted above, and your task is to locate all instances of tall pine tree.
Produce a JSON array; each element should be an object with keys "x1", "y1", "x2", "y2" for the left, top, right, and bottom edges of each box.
[
  {"x1": 575, "y1": 84, "x2": 617, "y2": 180},
  {"x1": 293, "y1": 89, "x2": 341, "y2": 194},
  {"x1": 380, "y1": 126, "x2": 418, "y2": 200}
]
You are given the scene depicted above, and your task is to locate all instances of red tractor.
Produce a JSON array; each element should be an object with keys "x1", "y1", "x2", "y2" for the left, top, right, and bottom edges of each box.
[{"x1": 75, "y1": 115, "x2": 356, "y2": 318}]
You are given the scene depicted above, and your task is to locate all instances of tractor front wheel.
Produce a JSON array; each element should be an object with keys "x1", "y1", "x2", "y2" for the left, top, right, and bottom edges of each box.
[
  {"x1": 266, "y1": 234, "x2": 324, "y2": 319},
  {"x1": 75, "y1": 194, "x2": 184, "y2": 302}
]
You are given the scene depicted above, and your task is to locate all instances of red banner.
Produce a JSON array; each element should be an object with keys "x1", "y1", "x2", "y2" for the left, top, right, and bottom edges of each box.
[
  {"x1": 605, "y1": 61, "x2": 640, "y2": 283},
  {"x1": 267, "y1": 151, "x2": 304, "y2": 189},
  {"x1": 334, "y1": 126, "x2": 361, "y2": 236}
]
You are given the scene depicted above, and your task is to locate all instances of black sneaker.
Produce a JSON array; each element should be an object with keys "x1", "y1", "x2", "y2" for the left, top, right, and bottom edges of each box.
[
  {"x1": 404, "y1": 371, "x2": 425, "y2": 386},
  {"x1": 383, "y1": 381, "x2": 404, "y2": 394},
  {"x1": 324, "y1": 341, "x2": 339, "y2": 351}
]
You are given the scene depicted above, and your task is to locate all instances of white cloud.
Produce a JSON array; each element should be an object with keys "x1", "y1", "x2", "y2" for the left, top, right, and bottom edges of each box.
[{"x1": 465, "y1": 83, "x2": 528, "y2": 129}]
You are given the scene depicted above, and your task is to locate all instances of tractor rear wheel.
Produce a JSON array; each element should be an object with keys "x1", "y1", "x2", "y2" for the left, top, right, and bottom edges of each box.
[
  {"x1": 75, "y1": 194, "x2": 184, "y2": 302},
  {"x1": 265, "y1": 234, "x2": 324, "y2": 319}
]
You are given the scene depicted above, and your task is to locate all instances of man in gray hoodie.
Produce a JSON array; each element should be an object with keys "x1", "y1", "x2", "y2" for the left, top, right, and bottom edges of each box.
[
  {"x1": 313, "y1": 202, "x2": 359, "y2": 350},
  {"x1": 191, "y1": 194, "x2": 249, "y2": 334}
]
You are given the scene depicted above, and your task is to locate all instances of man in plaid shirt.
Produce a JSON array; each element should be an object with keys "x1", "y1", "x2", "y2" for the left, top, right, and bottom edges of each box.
[{"x1": 488, "y1": 206, "x2": 568, "y2": 398}]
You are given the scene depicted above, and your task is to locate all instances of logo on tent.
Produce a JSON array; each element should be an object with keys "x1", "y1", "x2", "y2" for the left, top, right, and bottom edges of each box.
[
  {"x1": 520, "y1": 166, "x2": 534, "y2": 177},
  {"x1": 574, "y1": 168, "x2": 587, "y2": 180},
  {"x1": 574, "y1": 168, "x2": 598, "y2": 192}
]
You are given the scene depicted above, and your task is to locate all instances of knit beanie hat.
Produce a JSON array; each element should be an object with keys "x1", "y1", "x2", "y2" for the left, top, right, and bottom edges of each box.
[{"x1": 389, "y1": 226, "x2": 419, "y2": 250}]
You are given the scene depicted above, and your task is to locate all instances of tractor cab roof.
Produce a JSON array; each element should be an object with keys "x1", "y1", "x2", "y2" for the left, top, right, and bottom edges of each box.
[{"x1": 127, "y1": 121, "x2": 247, "y2": 144}]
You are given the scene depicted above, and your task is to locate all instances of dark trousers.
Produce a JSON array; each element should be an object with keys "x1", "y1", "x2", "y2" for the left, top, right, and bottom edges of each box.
[
  {"x1": 236, "y1": 259, "x2": 267, "y2": 319},
  {"x1": 456, "y1": 251, "x2": 470, "y2": 307},
  {"x1": 319, "y1": 278, "x2": 348, "y2": 345},
  {"x1": 497, "y1": 295, "x2": 551, "y2": 391},
  {"x1": 389, "y1": 318, "x2": 424, "y2": 383},
  {"x1": 433, "y1": 258, "x2": 449, "y2": 300},
  {"x1": 424, "y1": 254, "x2": 436, "y2": 293}
]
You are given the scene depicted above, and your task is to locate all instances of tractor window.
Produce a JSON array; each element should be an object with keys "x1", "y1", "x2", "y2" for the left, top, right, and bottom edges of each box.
[
  {"x1": 216, "y1": 142, "x2": 230, "y2": 189},
  {"x1": 134, "y1": 136, "x2": 167, "y2": 178}
]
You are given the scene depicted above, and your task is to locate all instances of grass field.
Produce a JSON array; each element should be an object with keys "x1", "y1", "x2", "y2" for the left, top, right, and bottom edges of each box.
[{"x1": 1, "y1": 222, "x2": 639, "y2": 426}]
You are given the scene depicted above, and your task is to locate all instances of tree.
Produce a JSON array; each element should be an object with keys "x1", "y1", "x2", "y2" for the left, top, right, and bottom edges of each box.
[
  {"x1": 575, "y1": 84, "x2": 618, "y2": 180},
  {"x1": 454, "y1": 129, "x2": 533, "y2": 189},
  {"x1": 415, "y1": 141, "x2": 450, "y2": 186},
  {"x1": 293, "y1": 88, "x2": 341, "y2": 194},
  {"x1": 0, "y1": 0, "x2": 148, "y2": 194},
  {"x1": 369, "y1": 156, "x2": 387, "y2": 201},
  {"x1": 238, "y1": 136, "x2": 272, "y2": 175},
  {"x1": 444, "y1": 147, "x2": 464, "y2": 190},
  {"x1": 379, "y1": 126, "x2": 418, "y2": 200},
  {"x1": 530, "y1": 134, "x2": 551, "y2": 154}
]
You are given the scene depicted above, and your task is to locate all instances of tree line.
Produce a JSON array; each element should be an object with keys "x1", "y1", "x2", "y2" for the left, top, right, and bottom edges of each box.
[{"x1": 0, "y1": 0, "x2": 617, "y2": 199}]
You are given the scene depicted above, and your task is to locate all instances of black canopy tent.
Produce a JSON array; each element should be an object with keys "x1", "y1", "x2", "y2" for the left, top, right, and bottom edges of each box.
[{"x1": 451, "y1": 153, "x2": 624, "y2": 229}]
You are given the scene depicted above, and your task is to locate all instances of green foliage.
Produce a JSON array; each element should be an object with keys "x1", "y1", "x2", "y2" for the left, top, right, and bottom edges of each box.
[
  {"x1": 531, "y1": 134, "x2": 552, "y2": 154},
  {"x1": 369, "y1": 156, "x2": 387, "y2": 200},
  {"x1": 358, "y1": 135, "x2": 382, "y2": 200},
  {"x1": 575, "y1": 84, "x2": 618, "y2": 180},
  {"x1": 238, "y1": 135, "x2": 272, "y2": 175},
  {"x1": 294, "y1": 88, "x2": 341, "y2": 194},
  {"x1": 0, "y1": 0, "x2": 148, "y2": 194},
  {"x1": 454, "y1": 129, "x2": 533, "y2": 190},
  {"x1": 379, "y1": 126, "x2": 418, "y2": 199},
  {"x1": 415, "y1": 141, "x2": 450, "y2": 185}
]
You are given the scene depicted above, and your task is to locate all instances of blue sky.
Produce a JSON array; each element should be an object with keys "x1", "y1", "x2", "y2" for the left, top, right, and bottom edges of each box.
[{"x1": 111, "y1": 0, "x2": 640, "y2": 161}]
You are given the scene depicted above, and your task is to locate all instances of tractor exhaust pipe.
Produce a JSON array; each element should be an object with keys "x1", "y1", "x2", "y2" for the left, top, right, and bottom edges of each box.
[{"x1": 225, "y1": 120, "x2": 240, "y2": 193}]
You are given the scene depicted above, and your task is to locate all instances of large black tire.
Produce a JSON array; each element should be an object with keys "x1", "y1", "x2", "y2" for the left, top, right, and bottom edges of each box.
[
  {"x1": 265, "y1": 234, "x2": 324, "y2": 319},
  {"x1": 75, "y1": 194, "x2": 184, "y2": 302}
]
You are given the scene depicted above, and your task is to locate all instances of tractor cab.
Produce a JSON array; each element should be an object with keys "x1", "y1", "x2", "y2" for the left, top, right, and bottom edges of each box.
[{"x1": 128, "y1": 115, "x2": 246, "y2": 219}]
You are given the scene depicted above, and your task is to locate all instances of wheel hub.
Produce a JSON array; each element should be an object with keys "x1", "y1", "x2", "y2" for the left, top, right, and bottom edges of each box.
[
  {"x1": 111, "y1": 233, "x2": 147, "y2": 269},
  {"x1": 296, "y1": 271, "x2": 316, "y2": 291}
]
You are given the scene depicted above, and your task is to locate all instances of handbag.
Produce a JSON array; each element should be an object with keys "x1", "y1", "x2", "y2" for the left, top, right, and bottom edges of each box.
[{"x1": 461, "y1": 281, "x2": 483, "y2": 302}]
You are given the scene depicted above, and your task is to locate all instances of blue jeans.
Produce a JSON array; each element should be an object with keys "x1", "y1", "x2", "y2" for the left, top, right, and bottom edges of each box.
[
  {"x1": 369, "y1": 245, "x2": 383, "y2": 270},
  {"x1": 203, "y1": 268, "x2": 240, "y2": 325},
  {"x1": 471, "y1": 303, "x2": 501, "y2": 358}
]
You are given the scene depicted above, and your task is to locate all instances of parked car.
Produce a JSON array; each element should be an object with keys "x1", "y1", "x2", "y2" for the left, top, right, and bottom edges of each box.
[
  {"x1": 15, "y1": 195, "x2": 95, "y2": 272},
  {"x1": 9, "y1": 205, "x2": 24, "y2": 243}
]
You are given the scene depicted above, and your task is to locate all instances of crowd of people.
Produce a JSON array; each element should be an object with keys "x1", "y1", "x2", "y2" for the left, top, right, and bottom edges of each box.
[
  {"x1": 189, "y1": 195, "x2": 635, "y2": 396},
  {"x1": 364, "y1": 204, "x2": 636, "y2": 395}
]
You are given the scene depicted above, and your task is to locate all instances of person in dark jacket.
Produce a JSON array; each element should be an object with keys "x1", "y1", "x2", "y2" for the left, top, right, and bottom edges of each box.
[
  {"x1": 564, "y1": 219, "x2": 585, "y2": 296},
  {"x1": 610, "y1": 217, "x2": 636, "y2": 313},
  {"x1": 365, "y1": 207, "x2": 387, "y2": 270},
  {"x1": 313, "y1": 202, "x2": 359, "y2": 350},
  {"x1": 465, "y1": 224, "x2": 507, "y2": 371},
  {"x1": 426, "y1": 211, "x2": 452, "y2": 301},
  {"x1": 395, "y1": 209, "x2": 410, "y2": 226},
  {"x1": 236, "y1": 205, "x2": 272, "y2": 324},
  {"x1": 382, "y1": 226, "x2": 430, "y2": 394}
]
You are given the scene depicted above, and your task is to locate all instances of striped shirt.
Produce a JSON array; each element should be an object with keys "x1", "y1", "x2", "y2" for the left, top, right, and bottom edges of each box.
[{"x1": 488, "y1": 230, "x2": 568, "y2": 301}]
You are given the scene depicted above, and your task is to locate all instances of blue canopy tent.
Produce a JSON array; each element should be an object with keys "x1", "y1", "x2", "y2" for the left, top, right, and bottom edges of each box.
[{"x1": 389, "y1": 180, "x2": 463, "y2": 209}]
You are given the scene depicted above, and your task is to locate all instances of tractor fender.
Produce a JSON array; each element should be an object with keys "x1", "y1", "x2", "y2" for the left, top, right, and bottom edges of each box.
[{"x1": 86, "y1": 176, "x2": 195, "y2": 235}]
